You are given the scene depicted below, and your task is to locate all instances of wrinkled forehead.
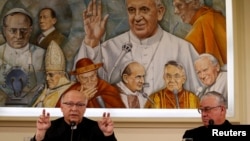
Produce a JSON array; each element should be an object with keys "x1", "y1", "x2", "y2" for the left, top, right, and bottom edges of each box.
[{"x1": 62, "y1": 91, "x2": 86, "y2": 102}]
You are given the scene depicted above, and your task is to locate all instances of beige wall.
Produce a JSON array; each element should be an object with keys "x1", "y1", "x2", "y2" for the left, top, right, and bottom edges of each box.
[{"x1": 1, "y1": 0, "x2": 250, "y2": 141}]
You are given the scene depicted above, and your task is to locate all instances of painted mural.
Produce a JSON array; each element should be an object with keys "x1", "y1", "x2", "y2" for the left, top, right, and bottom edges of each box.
[{"x1": 0, "y1": 0, "x2": 227, "y2": 109}]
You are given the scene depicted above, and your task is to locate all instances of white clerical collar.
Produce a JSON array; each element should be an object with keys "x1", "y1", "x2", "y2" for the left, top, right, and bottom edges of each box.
[
  {"x1": 117, "y1": 81, "x2": 138, "y2": 96},
  {"x1": 6, "y1": 43, "x2": 29, "y2": 54},
  {"x1": 129, "y1": 25, "x2": 163, "y2": 45},
  {"x1": 42, "y1": 26, "x2": 55, "y2": 36}
]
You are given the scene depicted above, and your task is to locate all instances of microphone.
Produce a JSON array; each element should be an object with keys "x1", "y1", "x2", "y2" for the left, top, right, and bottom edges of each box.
[
  {"x1": 141, "y1": 83, "x2": 155, "y2": 105},
  {"x1": 70, "y1": 121, "x2": 77, "y2": 130},
  {"x1": 209, "y1": 119, "x2": 214, "y2": 126},
  {"x1": 96, "y1": 95, "x2": 106, "y2": 108},
  {"x1": 70, "y1": 121, "x2": 76, "y2": 141},
  {"x1": 196, "y1": 86, "x2": 207, "y2": 98},
  {"x1": 108, "y1": 42, "x2": 132, "y2": 83},
  {"x1": 141, "y1": 91, "x2": 155, "y2": 105},
  {"x1": 173, "y1": 89, "x2": 180, "y2": 108}
]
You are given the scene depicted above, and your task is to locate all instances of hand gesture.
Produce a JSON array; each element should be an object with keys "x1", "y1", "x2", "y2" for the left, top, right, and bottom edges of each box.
[
  {"x1": 80, "y1": 85, "x2": 97, "y2": 100},
  {"x1": 98, "y1": 112, "x2": 114, "y2": 136},
  {"x1": 37, "y1": 109, "x2": 51, "y2": 131},
  {"x1": 35, "y1": 109, "x2": 51, "y2": 141},
  {"x1": 83, "y1": 0, "x2": 109, "y2": 47}
]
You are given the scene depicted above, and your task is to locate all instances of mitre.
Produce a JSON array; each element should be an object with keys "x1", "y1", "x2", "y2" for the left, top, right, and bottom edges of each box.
[{"x1": 45, "y1": 40, "x2": 66, "y2": 71}]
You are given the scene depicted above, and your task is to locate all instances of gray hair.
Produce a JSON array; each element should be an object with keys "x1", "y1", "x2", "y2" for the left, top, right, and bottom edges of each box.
[
  {"x1": 201, "y1": 91, "x2": 227, "y2": 107},
  {"x1": 196, "y1": 53, "x2": 219, "y2": 66},
  {"x1": 125, "y1": 0, "x2": 164, "y2": 7},
  {"x1": 165, "y1": 60, "x2": 186, "y2": 77}
]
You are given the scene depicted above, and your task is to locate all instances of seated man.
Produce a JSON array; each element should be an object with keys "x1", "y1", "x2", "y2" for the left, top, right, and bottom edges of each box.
[
  {"x1": 59, "y1": 58, "x2": 125, "y2": 108},
  {"x1": 144, "y1": 60, "x2": 199, "y2": 108},
  {"x1": 182, "y1": 91, "x2": 231, "y2": 141},
  {"x1": 32, "y1": 90, "x2": 117, "y2": 141}
]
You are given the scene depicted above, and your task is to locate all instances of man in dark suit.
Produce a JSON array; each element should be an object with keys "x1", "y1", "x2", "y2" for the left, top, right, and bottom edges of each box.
[
  {"x1": 32, "y1": 90, "x2": 117, "y2": 141},
  {"x1": 36, "y1": 7, "x2": 66, "y2": 49},
  {"x1": 182, "y1": 91, "x2": 231, "y2": 141}
]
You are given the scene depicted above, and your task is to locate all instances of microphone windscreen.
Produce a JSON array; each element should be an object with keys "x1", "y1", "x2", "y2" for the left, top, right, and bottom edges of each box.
[
  {"x1": 96, "y1": 96, "x2": 106, "y2": 108},
  {"x1": 70, "y1": 122, "x2": 76, "y2": 126},
  {"x1": 173, "y1": 89, "x2": 178, "y2": 95},
  {"x1": 70, "y1": 121, "x2": 77, "y2": 130},
  {"x1": 208, "y1": 119, "x2": 214, "y2": 126}
]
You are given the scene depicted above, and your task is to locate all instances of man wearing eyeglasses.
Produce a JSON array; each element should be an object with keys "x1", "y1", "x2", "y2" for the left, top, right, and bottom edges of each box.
[
  {"x1": 182, "y1": 91, "x2": 231, "y2": 141},
  {"x1": 32, "y1": 90, "x2": 117, "y2": 141},
  {"x1": 144, "y1": 60, "x2": 199, "y2": 108},
  {"x1": 0, "y1": 8, "x2": 45, "y2": 106}
]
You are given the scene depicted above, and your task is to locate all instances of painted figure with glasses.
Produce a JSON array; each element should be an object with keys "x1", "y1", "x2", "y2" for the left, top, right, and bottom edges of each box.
[
  {"x1": 32, "y1": 90, "x2": 117, "y2": 141},
  {"x1": 0, "y1": 8, "x2": 45, "y2": 106},
  {"x1": 144, "y1": 60, "x2": 199, "y2": 108},
  {"x1": 182, "y1": 91, "x2": 231, "y2": 141},
  {"x1": 60, "y1": 58, "x2": 125, "y2": 108}
]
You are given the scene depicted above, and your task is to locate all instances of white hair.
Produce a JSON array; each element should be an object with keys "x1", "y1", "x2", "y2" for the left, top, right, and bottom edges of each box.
[
  {"x1": 125, "y1": 0, "x2": 164, "y2": 7},
  {"x1": 196, "y1": 53, "x2": 219, "y2": 67}
]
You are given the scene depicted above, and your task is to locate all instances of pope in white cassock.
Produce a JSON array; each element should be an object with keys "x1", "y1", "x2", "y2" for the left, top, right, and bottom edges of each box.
[
  {"x1": 73, "y1": 0, "x2": 201, "y2": 100},
  {"x1": 0, "y1": 8, "x2": 45, "y2": 106}
]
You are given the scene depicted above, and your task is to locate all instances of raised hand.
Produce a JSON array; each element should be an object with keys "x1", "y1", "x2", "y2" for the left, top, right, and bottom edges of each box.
[
  {"x1": 37, "y1": 109, "x2": 51, "y2": 130},
  {"x1": 80, "y1": 84, "x2": 97, "y2": 100},
  {"x1": 98, "y1": 112, "x2": 114, "y2": 136},
  {"x1": 35, "y1": 109, "x2": 51, "y2": 141},
  {"x1": 83, "y1": 0, "x2": 109, "y2": 47}
]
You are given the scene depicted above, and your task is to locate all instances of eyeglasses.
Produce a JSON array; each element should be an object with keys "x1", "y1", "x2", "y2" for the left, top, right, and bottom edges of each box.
[
  {"x1": 166, "y1": 74, "x2": 183, "y2": 80},
  {"x1": 197, "y1": 105, "x2": 221, "y2": 114},
  {"x1": 63, "y1": 102, "x2": 86, "y2": 108}
]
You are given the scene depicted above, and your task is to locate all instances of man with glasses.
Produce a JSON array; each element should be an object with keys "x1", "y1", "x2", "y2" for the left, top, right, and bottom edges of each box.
[
  {"x1": 32, "y1": 90, "x2": 117, "y2": 141},
  {"x1": 0, "y1": 8, "x2": 45, "y2": 106},
  {"x1": 144, "y1": 60, "x2": 199, "y2": 108},
  {"x1": 61, "y1": 58, "x2": 125, "y2": 108},
  {"x1": 182, "y1": 91, "x2": 231, "y2": 141}
]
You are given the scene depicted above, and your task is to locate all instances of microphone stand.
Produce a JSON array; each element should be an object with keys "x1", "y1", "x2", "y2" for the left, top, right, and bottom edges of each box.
[
  {"x1": 141, "y1": 83, "x2": 155, "y2": 107},
  {"x1": 108, "y1": 42, "x2": 132, "y2": 83},
  {"x1": 173, "y1": 89, "x2": 180, "y2": 109},
  {"x1": 70, "y1": 122, "x2": 76, "y2": 141}
]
